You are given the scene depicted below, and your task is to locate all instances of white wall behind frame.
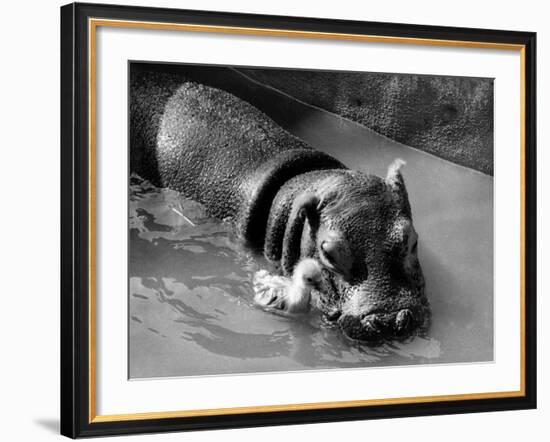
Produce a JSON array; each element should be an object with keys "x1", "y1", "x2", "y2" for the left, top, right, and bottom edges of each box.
[{"x1": 0, "y1": 0, "x2": 545, "y2": 441}]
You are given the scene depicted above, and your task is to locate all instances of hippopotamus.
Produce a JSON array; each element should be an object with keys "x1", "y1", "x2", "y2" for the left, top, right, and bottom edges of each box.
[{"x1": 130, "y1": 71, "x2": 430, "y2": 344}]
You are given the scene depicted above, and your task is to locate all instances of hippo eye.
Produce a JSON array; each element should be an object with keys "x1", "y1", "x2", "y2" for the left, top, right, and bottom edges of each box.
[
  {"x1": 319, "y1": 237, "x2": 353, "y2": 280},
  {"x1": 322, "y1": 245, "x2": 337, "y2": 263},
  {"x1": 411, "y1": 239, "x2": 418, "y2": 254}
]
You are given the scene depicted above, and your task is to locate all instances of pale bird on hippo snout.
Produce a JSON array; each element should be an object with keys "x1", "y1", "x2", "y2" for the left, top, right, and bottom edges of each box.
[{"x1": 253, "y1": 258, "x2": 323, "y2": 314}]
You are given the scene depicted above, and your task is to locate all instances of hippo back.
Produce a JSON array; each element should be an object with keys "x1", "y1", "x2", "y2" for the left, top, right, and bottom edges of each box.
[{"x1": 133, "y1": 79, "x2": 345, "y2": 249}]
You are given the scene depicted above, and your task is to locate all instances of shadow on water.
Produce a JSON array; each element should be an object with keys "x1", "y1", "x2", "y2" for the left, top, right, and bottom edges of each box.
[
  {"x1": 128, "y1": 77, "x2": 493, "y2": 378},
  {"x1": 178, "y1": 316, "x2": 390, "y2": 369}
]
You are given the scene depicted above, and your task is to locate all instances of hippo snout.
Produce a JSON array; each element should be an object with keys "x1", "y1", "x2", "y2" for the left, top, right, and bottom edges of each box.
[{"x1": 338, "y1": 308, "x2": 423, "y2": 344}]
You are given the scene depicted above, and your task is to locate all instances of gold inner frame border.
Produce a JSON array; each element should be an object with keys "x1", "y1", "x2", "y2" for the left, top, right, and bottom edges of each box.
[{"x1": 87, "y1": 17, "x2": 527, "y2": 424}]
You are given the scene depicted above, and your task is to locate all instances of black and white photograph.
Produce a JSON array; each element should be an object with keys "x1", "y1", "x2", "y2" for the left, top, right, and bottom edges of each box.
[{"x1": 128, "y1": 62, "x2": 494, "y2": 379}]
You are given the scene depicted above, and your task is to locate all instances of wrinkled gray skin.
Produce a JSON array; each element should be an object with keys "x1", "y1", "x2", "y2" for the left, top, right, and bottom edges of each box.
[{"x1": 131, "y1": 74, "x2": 430, "y2": 344}]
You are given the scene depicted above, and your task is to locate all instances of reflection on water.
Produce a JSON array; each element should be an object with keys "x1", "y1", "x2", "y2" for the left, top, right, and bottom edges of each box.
[{"x1": 129, "y1": 104, "x2": 493, "y2": 379}]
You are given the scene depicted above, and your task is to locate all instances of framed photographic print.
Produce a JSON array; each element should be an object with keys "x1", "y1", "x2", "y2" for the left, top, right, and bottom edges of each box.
[{"x1": 60, "y1": 2, "x2": 537, "y2": 438}]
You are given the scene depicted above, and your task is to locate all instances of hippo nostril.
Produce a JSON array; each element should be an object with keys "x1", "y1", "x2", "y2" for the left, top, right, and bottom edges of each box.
[
  {"x1": 395, "y1": 309, "x2": 414, "y2": 334},
  {"x1": 338, "y1": 315, "x2": 363, "y2": 339},
  {"x1": 339, "y1": 314, "x2": 384, "y2": 343},
  {"x1": 325, "y1": 309, "x2": 341, "y2": 321},
  {"x1": 361, "y1": 314, "x2": 385, "y2": 336},
  {"x1": 362, "y1": 318, "x2": 381, "y2": 335}
]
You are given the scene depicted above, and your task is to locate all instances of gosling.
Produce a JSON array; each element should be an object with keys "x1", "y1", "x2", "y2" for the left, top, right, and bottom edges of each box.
[{"x1": 253, "y1": 258, "x2": 323, "y2": 314}]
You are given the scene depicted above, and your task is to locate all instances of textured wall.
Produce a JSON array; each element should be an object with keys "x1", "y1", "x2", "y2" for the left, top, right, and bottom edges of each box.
[
  {"x1": 131, "y1": 63, "x2": 494, "y2": 176},
  {"x1": 239, "y1": 69, "x2": 494, "y2": 175}
]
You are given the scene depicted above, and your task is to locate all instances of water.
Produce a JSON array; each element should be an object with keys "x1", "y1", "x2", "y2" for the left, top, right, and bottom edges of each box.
[{"x1": 129, "y1": 103, "x2": 493, "y2": 379}]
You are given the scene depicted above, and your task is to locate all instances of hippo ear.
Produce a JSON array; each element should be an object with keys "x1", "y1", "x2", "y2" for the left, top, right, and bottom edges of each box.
[
  {"x1": 386, "y1": 158, "x2": 412, "y2": 215},
  {"x1": 385, "y1": 158, "x2": 407, "y2": 191}
]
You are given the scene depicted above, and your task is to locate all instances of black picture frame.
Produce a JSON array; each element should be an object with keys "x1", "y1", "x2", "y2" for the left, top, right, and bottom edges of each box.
[{"x1": 61, "y1": 2, "x2": 537, "y2": 438}]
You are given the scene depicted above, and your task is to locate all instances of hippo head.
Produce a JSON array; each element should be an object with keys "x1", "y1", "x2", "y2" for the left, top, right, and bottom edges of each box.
[{"x1": 292, "y1": 160, "x2": 429, "y2": 344}]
